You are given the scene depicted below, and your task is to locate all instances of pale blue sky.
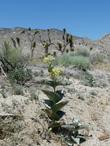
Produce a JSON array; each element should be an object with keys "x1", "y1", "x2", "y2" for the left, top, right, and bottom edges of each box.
[{"x1": 0, "y1": 0, "x2": 110, "y2": 39}]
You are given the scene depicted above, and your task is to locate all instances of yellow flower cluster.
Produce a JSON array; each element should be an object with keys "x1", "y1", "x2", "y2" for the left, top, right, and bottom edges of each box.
[
  {"x1": 50, "y1": 67, "x2": 62, "y2": 78},
  {"x1": 43, "y1": 55, "x2": 55, "y2": 64}
]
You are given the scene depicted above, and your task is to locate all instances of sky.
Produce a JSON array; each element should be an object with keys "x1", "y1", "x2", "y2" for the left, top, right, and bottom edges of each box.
[{"x1": 0, "y1": 0, "x2": 110, "y2": 40}]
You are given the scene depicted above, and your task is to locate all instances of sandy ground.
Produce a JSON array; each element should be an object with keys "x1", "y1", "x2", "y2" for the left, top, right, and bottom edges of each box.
[{"x1": 0, "y1": 67, "x2": 110, "y2": 146}]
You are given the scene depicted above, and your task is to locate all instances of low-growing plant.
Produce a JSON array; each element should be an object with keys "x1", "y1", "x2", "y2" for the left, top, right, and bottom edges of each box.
[
  {"x1": 90, "y1": 52, "x2": 105, "y2": 64},
  {"x1": 83, "y1": 71, "x2": 95, "y2": 87},
  {"x1": 0, "y1": 41, "x2": 22, "y2": 72},
  {"x1": 8, "y1": 67, "x2": 32, "y2": 85},
  {"x1": 12, "y1": 84, "x2": 24, "y2": 95},
  {"x1": 0, "y1": 41, "x2": 31, "y2": 85},
  {"x1": 0, "y1": 40, "x2": 32, "y2": 85},
  {"x1": 75, "y1": 47, "x2": 90, "y2": 57},
  {"x1": 61, "y1": 119, "x2": 87, "y2": 146},
  {"x1": 29, "y1": 89, "x2": 39, "y2": 101},
  {"x1": 55, "y1": 53, "x2": 90, "y2": 70},
  {"x1": 0, "y1": 89, "x2": 7, "y2": 98}
]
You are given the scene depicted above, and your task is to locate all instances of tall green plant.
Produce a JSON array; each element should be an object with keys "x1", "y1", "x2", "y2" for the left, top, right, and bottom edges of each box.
[
  {"x1": 42, "y1": 55, "x2": 87, "y2": 145},
  {"x1": 43, "y1": 55, "x2": 68, "y2": 131}
]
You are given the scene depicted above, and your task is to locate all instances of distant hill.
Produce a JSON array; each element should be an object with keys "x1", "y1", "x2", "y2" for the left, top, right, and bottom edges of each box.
[{"x1": 0, "y1": 27, "x2": 110, "y2": 58}]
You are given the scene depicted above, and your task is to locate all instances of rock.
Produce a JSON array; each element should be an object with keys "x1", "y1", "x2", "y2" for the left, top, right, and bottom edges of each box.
[{"x1": 98, "y1": 132, "x2": 110, "y2": 141}]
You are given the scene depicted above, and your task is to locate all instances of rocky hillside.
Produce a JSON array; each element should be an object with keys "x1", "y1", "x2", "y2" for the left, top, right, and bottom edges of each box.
[
  {"x1": 0, "y1": 27, "x2": 110, "y2": 60},
  {"x1": 0, "y1": 27, "x2": 110, "y2": 146}
]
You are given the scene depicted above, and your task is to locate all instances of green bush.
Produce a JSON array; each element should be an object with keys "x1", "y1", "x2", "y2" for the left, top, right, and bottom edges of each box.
[
  {"x1": 55, "y1": 53, "x2": 90, "y2": 70},
  {"x1": 0, "y1": 41, "x2": 22, "y2": 72},
  {"x1": 83, "y1": 71, "x2": 95, "y2": 87},
  {"x1": 75, "y1": 47, "x2": 90, "y2": 57},
  {"x1": 0, "y1": 41, "x2": 29, "y2": 72},
  {"x1": 0, "y1": 41, "x2": 32, "y2": 85},
  {"x1": 3, "y1": 42, "x2": 21, "y2": 65},
  {"x1": 61, "y1": 119, "x2": 87, "y2": 145},
  {"x1": 12, "y1": 84, "x2": 24, "y2": 95},
  {"x1": 8, "y1": 67, "x2": 32, "y2": 85}
]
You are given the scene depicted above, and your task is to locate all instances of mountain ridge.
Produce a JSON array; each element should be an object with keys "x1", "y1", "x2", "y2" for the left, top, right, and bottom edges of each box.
[
  {"x1": 0, "y1": 27, "x2": 110, "y2": 59},
  {"x1": 0, "y1": 27, "x2": 108, "y2": 40}
]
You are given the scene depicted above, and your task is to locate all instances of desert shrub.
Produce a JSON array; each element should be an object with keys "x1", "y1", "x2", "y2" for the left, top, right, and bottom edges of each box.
[
  {"x1": 0, "y1": 41, "x2": 32, "y2": 85},
  {"x1": 55, "y1": 53, "x2": 90, "y2": 70},
  {"x1": 82, "y1": 71, "x2": 95, "y2": 87},
  {"x1": 12, "y1": 84, "x2": 24, "y2": 95},
  {"x1": 0, "y1": 41, "x2": 23, "y2": 72},
  {"x1": 0, "y1": 89, "x2": 7, "y2": 98},
  {"x1": 90, "y1": 52, "x2": 105, "y2": 64},
  {"x1": 8, "y1": 67, "x2": 32, "y2": 85},
  {"x1": 29, "y1": 89, "x2": 39, "y2": 101},
  {"x1": 75, "y1": 47, "x2": 90, "y2": 57},
  {"x1": 0, "y1": 41, "x2": 29, "y2": 72}
]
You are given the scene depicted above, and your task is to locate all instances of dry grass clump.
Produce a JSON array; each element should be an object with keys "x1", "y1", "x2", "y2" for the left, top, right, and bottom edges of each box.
[
  {"x1": 90, "y1": 51, "x2": 105, "y2": 65},
  {"x1": 0, "y1": 115, "x2": 24, "y2": 140},
  {"x1": 93, "y1": 63, "x2": 110, "y2": 71}
]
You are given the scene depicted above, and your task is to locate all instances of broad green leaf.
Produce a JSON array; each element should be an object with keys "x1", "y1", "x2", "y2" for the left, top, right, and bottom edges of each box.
[
  {"x1": 71, "y1": 136, "x2": 86, "y2": 144},
  {"x1": 52, "y1": 101, "x2": 68, "y2": 112},
  {"x1": 44, "y1": 99, "x2": 54, "y2": 107},
  {"x1": 44, "y1": 108, "x2": 65, "y2": 121},
  {"x1": 42, "y1": 90, "x2": 62, "y2": 103},
  {"x1": 56, "y1": 111, "x2": 65, "y2": 119},
  {"x1": 51, "y1": 111, "x2": 65, "y2": 121},
  {"x1": 77, "y1": 136, "x2": 86, "y2": 144}
]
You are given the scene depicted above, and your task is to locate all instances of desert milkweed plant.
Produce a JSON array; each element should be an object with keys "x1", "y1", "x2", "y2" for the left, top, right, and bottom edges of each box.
[
  {"x1": 42, "y1": 55, "x2": 68, "y2": 131},
  {"x1": 42, "y1": 55, "x2": 87, "y2": 145}
]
